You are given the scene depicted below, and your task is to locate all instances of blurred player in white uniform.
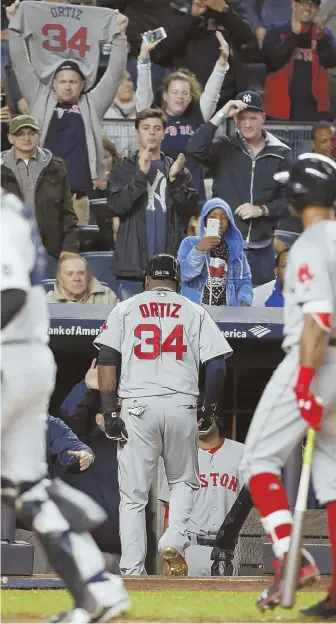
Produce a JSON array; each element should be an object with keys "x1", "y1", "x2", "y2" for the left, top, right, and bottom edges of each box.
[
  {"x1": 94, "y1": 254, "x2": 232, "y2": 576},
  {"x1": 159, "y1": 418, "x2": 246, "y2": 576},
  {"x1": 240, "y1": 154, "x2": 336, "y2": 619},
  {"x1": 1, "y1": 190, "x2": 130, "y2": 623}
]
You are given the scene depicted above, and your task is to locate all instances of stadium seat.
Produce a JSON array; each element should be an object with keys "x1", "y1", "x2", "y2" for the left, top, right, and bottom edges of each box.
[
  {"x1": 42, "y1": 279, "x2": 56, "y2": 293},
  {"x1": 89, "y1": 197, "x2": 109, "y2": 225},
  {"x1": 81, "y1": 251, "x2": 116, "y2": 292},
  {"x1": 44, "y1": 254, "x2": 57, "y2": 279},
  {"x1": 117, "y1": 280, "x2": 143, "y2": 301},
  {"x1": 79, "y1": 225, "x2": 109, "y2": 252},
  {"x1": 274, "y1": 229, "x2": 300, "y2": 247}
]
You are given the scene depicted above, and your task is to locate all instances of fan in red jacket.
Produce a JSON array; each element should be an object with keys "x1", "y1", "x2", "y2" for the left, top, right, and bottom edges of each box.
[{"x1": 262, "y1": 0, "x2": 336, "y2": 121}]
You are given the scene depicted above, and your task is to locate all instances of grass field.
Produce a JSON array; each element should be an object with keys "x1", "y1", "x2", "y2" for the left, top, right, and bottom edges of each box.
[{"x1": 1, "y1": 589, "x2": 325, "y2": 622}]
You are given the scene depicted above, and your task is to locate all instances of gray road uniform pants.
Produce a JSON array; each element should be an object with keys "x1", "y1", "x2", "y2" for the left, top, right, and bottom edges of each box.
[
  {"x1": 185, "y1": 541, "x2": 213, "y2": 576},
  {"x1": 118, "y1": 394, "x2": 199, "y2": 575},
  {"x1": 240, "y1": 345, "x2": 336, "y2": 506}
]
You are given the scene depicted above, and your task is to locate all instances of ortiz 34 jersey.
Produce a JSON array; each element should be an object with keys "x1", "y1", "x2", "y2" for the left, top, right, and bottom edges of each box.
[
  {"x1": 94, "y1": 289, "x2": 232, "y2": 398},
  {"x1": 282, "y1": 220, "x2": 336, "y2": 352},
  {"x1": 160, "y1": 439, "x2": 245, "y2": 538},
  {"x1": 9, "y1": 1, "x2": 120, "y2": 90}
]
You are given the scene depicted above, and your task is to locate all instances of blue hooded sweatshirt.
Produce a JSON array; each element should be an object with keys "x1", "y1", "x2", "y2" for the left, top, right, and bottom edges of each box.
[
  {"x1": 265, "y1": 279, "x2": 284, "y2": 308},
  {"x1": 178, "y1": 198, "x2": 253, "y2": 306}
]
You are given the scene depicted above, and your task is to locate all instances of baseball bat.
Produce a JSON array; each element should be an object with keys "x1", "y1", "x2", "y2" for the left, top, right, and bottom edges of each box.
[{"x1": 281, "y1": 427, "x2": 316, "y2": 608}]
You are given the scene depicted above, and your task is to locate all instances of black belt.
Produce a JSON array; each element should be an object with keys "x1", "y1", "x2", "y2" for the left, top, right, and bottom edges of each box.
[
  {"x1": 71, "y1": 191, "x2": 88, "y2": 199},
  {"x1": 188, "y1": 536, "x2": 216, "y2": 547}
]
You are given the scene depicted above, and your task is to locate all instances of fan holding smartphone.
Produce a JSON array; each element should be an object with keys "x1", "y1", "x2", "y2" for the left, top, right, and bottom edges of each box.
[
  {"x1": 141, "y1": 28, "x2": 167, "y2": 46},
  {"x1": 178, "y1": 197, "x2": 253, "y2": 308}
]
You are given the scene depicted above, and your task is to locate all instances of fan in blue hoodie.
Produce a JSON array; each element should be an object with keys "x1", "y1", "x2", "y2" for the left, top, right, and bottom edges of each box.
[{"x1": 178, "y1": 198, "x2": 253, "y2": 306}]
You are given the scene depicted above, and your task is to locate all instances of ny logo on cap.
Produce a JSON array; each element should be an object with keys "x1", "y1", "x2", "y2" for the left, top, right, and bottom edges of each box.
[{"x1": 243, "y1": 94, "x2": 252, "y2": 103}]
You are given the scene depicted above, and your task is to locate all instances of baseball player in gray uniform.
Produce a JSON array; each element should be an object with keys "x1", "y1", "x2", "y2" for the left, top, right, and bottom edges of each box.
[
  {"x1": 1, "y1": 190, "x2": 130, "y2": 623},
  {"x1": 159, "y1": 419, "x2": 245, "y2": 576},
  {"x1": 240, "y1": 154, "x2": 336, "y2": 619},
  {"x1": 94, "y1": 253, "x2": 232, "y2": 576}
]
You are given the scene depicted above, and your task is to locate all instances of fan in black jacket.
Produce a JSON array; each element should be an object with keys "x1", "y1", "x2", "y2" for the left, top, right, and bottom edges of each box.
[{"x1": 106, "y1": 108, "x2": 199, "y2": 299}]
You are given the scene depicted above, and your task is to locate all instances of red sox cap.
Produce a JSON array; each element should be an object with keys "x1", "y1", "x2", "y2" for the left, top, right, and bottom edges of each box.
[{"x1": 54, "y1": 61, "x2": 85, "y2": 80}]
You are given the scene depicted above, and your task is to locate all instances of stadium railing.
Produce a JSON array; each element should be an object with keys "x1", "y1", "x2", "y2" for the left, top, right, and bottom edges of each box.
[{"x1": 102, "y1": 119, "x2": 313, "y2": 160}]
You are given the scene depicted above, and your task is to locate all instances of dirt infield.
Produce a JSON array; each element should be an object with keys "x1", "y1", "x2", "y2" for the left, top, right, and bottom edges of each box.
[
  {"x1": 2, "y1": 574, "x2": 331, "y2": 592},
  {"x1": 124, "y1": 576, "x2": 330, "y2": 592},
  {"x1": 122, "y1": 575, "x2": 331, "y2": 592}
]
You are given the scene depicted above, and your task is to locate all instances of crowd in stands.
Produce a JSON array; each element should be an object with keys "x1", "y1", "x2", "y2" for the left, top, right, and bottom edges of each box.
[
  {"x1": 1, "y1": 0, "x2": 335, "y2": 307},
  {"x1": 2, "y1": 0, "x2": 334, "y2": 576}
]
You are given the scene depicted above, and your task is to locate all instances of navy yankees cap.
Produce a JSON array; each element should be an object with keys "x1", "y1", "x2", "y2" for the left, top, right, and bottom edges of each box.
[
  {"x1": 236, "y1": 90, "x2": 264, "y2": 112},
  {"x1": 54, "y1": 61, "x2": 85, "y2": 80}
]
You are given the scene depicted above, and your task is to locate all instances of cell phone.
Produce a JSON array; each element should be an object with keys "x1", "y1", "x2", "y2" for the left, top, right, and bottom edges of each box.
[
  {"x1": 206, "y1": 218, "x2": 220, "y2": 237},
  {"x1": 141, "y1": 27, "x2": 167, "y2": 46},
  {"x1": 0, "y1": 93, "x2": 7, "y2": 108}
]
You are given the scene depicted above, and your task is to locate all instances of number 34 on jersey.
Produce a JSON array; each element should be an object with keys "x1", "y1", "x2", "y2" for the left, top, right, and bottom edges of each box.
[
  {"x1": 94, "y1": 290, "x2": 232, "y2": 399},
  {"x1": 133, "y1": 301, "x2": 186, "y2": 360}
]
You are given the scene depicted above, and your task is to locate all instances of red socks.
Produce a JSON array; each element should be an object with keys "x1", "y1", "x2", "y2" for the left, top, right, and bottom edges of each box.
[
  {"x1": 249, "y1": 472, "x2": 293, "y2": 560},
  {"x1": 327, "y1": 501, "x2": 336, "y2": 597},
  {"x1": 249, "y1": 474, "x2": 336, "y2": 585}
]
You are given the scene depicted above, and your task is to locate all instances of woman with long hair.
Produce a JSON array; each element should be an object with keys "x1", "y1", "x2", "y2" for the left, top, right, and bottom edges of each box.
[{"x1": 146, "y1": 31, "x2": 230, "y2": 199}]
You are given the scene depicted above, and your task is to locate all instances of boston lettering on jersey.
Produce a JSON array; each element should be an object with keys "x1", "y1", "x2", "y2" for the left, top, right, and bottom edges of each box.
[
  {"x1": 199, "y1": 472, "x2": 239, "y2": 492},
  {"x1": 139, "y1": 302, "x2": 181, "y2": 319}
]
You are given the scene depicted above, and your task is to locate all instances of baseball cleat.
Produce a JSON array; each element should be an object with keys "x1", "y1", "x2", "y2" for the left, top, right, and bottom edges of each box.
[
  {"x1": 91, "y1": 596, "x2": 131, "y2": 622},
  {"x1": 257, "y1": 548, "x2": 319, "y2": 611},
  {"x1": 162, "y1": 546, "x2": 188, "y2": 576},
  {"x1": 49, "y1": 597, "x2": 131, "y2": 623},
  {"x1": 89, "y1": 572, "x2": 131, "y2": 622},
  {"x1": 49, "y1": 608, "x2": 91, "y2": 623},
  {"x1": 299, "y1": 594, "x2": 336, "y2": 620}
]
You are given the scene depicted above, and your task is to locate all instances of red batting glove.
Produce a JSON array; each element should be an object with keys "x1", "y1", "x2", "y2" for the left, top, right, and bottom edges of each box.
[{"x1": 294, "y1": 366, "x2": 324, "y2": 431}]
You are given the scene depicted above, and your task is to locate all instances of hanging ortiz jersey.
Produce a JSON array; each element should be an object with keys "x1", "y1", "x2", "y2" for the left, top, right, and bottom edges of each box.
[
  {"x1": 9, "y1": 1, "x2": 120, "y2": 90},
  {"x1": 94, "y1": 289, "x2": 233, "y2": 398},
  {"x1": 283, "y1": 220, "x2": 336, "y2": 351}
]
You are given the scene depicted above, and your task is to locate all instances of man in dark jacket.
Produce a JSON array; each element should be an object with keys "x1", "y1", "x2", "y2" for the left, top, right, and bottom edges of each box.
[
  {"x1": 262, "y1": 0, "x2": 336, "y2": 121},
  {"x1": 187, "y1": 90, "x2": 292, "y2": 285},
  {"x1": 47, "y1": 415, "x2": 94, "y2": 478},
  {"x1": 57, "y1": 361, "x2": 122, "y2": 557},
  {"x1": 107, "y1": 107, "x2": 199, "y2": 299},
  {"x1": 153, "y1": 0, "x2": 256, "y2": 105},
  {"x1": 0, "y1": 115, "x2": 79, "y2": 259}
]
